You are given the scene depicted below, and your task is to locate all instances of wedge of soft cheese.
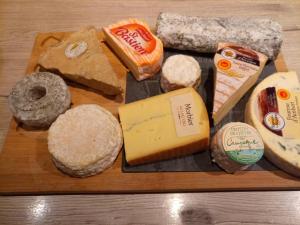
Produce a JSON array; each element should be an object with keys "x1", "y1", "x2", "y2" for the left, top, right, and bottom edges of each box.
[
  {"x1": 245, "y1": 71, "x2": 300, "y2": 177},
  {"x1": 103, "y1": 19, "x2": 164, "y2": 81},
  {"x1": 119, "y1": 87, "x2": 210, "y2": 165},
  {"x1": 39, "y1": 27, "x2": 122, "y2": 95},
  {"x1": 213, "y1": 43, "x2": 267, "y2": 125}
]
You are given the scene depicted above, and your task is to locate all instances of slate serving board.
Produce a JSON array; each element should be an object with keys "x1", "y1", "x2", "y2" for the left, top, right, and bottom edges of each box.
[{"x1": 122, "y1": 49, "x2": 278, "y2": 172}]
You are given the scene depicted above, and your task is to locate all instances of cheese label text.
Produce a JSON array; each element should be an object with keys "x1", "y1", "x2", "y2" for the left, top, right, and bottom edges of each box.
[
  {"x1": 222, "y1": 124, "x2": 264, "y2": 165},
  {"x1": 110, "y1": 23, "x2": 156, "y2": 55},
  {"x1": 170, "y1": 93, "x2": 200, "y2": 137},
  {"x1": 258, "y1": 87, "x2": 300, "y2": 138}
]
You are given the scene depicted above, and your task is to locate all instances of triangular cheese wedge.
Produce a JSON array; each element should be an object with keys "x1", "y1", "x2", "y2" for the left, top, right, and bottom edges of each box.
[
  {"x1": 213, "y1": 43, "x2": 267, "y2": 125},
  {"x1": 39, "y1": 27, "x2": 122, "y2": 95}
]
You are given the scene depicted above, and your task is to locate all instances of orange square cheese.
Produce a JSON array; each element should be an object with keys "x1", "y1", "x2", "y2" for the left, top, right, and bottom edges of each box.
[{"x1": 103, "y1": 19, "x2": 164, "y2": 81}]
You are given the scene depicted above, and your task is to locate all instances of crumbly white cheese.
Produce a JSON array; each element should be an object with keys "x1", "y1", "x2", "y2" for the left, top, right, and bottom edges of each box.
[
  {"x1": 48, "y1": 104, "x2": 123, "y2": 177},
  {"x1": 160, "y1": 54, "x2": 201, "y2": 92}
]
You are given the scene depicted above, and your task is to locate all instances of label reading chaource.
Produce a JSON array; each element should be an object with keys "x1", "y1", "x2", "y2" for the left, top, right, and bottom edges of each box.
[
  {"x1": 110, "y1": 23, "x2": 156, "y2": 55},
  {"x1": 258, "y1": 87, "x2": 300, "y2": 138},
  {"x1": 65, "y1": 41, "x2": 88, "y2": 59},
  {"x1": 170, "y1": 93, "x2": 200, "y2": 137},
  {"x1": 222, "y1": 124, "x2": 264, "y2": 165}
]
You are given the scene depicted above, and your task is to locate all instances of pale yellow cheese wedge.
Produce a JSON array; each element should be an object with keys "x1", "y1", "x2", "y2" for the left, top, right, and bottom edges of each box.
[
  {"x1": 119, "y1": 87, "x2": 210, "y2": 165},
  {"x1": 213, "y1": 43, "x2": 267, "y2": 125}
]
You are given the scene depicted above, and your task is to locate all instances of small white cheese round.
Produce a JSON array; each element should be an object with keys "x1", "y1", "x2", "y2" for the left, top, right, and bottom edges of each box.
[
  {"x1": 48, "y1": 104, "x2": 123, "y2": 177},
  {"x1": 160, "y1": 54, "x2": 201, "y2": 92}
]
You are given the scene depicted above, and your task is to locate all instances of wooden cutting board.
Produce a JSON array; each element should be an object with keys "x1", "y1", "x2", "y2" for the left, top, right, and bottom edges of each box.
[{"x1": 0, "y1": 32, "x2": 300, "y2": 195}]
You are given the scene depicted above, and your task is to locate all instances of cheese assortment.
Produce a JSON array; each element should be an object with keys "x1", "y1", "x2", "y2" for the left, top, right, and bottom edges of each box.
[
  {"x1": 119, "y1": 87, "x2": 210, "y2": 165},
  {"x1": 245, "y1": 72, "x2": 300, "y2": 177},
  {"x1": 213, "y1": 43, "x2": 267, "y2": 125},
  {"x1": 10, "y1": 12, "x2": 300, "y2": 180},
  {"x1": 211, "y1": 122, "x2": 264, "y2": 173},
  {"x1": 103, "y1": 19, "x2": 164, "y2": 81}
]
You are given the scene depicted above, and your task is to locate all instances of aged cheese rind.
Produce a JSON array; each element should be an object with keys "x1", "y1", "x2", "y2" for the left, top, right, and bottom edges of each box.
[
  {"x1": 48, "y1": 104, "x2": 123, "y2": 177},
  {"x1": 160, "y1": 54, "x2": 201, "y2": 92},
  {"x1": 245, "y1": 72, "x2": 300, "y2": 177},
  {"x1": 156, "y1": 12, "x2": 282, "y2": 59},
  {"x1": 8, "y1": 72, "x2": 71, "y2": 129},
  {"x1": 119, "y1": 87, "x2": 210, "y2": 165},
  {"x1": 103, "y1": 19, "x2": 164, "y2": 81},
  {"x1": 39, "y1": 27, "x2": 122, "y2": 95}
]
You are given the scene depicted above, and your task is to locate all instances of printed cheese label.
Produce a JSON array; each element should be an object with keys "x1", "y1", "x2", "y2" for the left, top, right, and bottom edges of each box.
[
  {"x1": 214, "y1": 44, "x2": 267, "y2": 79},
  {"x1": 65, "y1": 41, "x2": 88, "y2": 58},
  {"x1": 222, "y1": 124, "x2": 264, "y2": 165},
  {"x1": 258, "y1": 87, "x2": 300, "y2": 138},
  {"x1": 110, "y1": 23, "x2": 156, "y2": 55},
  {"x1": 170, "y1": 93, "x2": 200, "y2": 137}
]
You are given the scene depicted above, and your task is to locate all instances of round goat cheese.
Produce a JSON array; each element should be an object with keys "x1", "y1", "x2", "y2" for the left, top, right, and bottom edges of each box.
[
  {"x1": 48, "y1": 104, "x2": 123, "y2": 177},
  {"x1": 211, "y1": 122, "x2": 264, "y2": 173},
  {"x1": 160, "y1": 54, "x2": 201, "y2": 92},
  {"x1": 8, "y1": 72, "x2": 71, "y2": 129},
  {"x1": 245, "y1": 71, "x2": 300, "y2": 177}
]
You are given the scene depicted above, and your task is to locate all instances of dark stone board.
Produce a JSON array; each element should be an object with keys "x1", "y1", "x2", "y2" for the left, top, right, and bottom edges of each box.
[{"x1": 122, "y1": 49, "x2": 278, "y2": 172}]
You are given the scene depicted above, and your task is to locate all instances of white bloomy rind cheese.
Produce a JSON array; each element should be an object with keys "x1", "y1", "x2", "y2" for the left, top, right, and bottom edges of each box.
[
  {"x1": 48, "y1": 104, "x2": 123, "y2": 177},
  {"x1": 160, "y1": 54, "x2": 201, "y2": 92},
  {"x1": 213, "y1": 43, "x2": 267, "y2": 125},
  {"x1": 211, "y1": 122, "x2": 264, "y2": 173},
  {"x1": 119, "y1": 87, "x2": 210, "y2": 165},
  {"x1": 245, "y1": 71, "x2": 300, "y2": 177},
  {"x1": 103, "y1": 19, "x2": 164, "y2": 81}
]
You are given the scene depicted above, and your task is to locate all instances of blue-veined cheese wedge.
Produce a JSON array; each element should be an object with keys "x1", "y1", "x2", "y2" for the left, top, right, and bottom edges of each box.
[{"x1": 245, "y1": 71, "x2": 300, "y2": 177}]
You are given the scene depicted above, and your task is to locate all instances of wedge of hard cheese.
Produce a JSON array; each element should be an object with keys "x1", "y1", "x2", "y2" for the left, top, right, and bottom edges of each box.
[
  {"x1": 39, "y1": 27, "x2": 122, "y2": 95},
  {"x1": 119, "y1": 87, "x2": 210, "y2": 165},
  {"x1": 213, "y1": 43, "x2": 267, "y2": 125},
  {"x1": 103, "y1": 19, "x2": 163, "y2": 81}
]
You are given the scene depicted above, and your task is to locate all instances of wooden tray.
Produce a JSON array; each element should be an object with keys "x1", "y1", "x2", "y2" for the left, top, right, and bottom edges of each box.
[{"x1": 0, "y1": 32, "x2": 300, "y2": 195}]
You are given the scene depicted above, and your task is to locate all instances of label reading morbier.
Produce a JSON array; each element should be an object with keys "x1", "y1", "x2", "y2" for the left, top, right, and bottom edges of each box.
[
  {"x1": 110, "y1": 23, "x2": 156, "y2": 55},
  {"x1": 170, "y1": 93, "x2": 200, "y2": 137},
  {"x1": 222, "y1": 124, "x2": 264, "y2": 165},
  {"x1": 258, "y1": 87, "x2": 300, "y2": 138}
]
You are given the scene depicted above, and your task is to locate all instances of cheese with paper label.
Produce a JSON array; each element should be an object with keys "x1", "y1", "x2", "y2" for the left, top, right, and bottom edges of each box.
[
  {"x1": 213, "y1": 43, "x2": 267, "y2": 125},
  {"x1": 103, "y1": 19, "x2": 164, "y2": 81},
  {"x1": 118, "y1": 87, "x2": 210, "y2": 165},
  {"x1": 245, "y1": 71, "x2": 300, "y2": 177}
]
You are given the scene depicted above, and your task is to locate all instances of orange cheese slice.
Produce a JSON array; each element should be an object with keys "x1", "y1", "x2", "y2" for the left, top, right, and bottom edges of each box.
[{"x1": 103, "y1": 19, "x2": 164, "y2": 81}]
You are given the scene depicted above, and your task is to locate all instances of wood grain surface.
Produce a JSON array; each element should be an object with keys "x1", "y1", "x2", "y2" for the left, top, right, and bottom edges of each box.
[
  {"x1": 1, "y1": 0, "x2": 300, "y2": 224},
  {"x1": 1, "y1": 192, "x2": 300, "y2": 225}
]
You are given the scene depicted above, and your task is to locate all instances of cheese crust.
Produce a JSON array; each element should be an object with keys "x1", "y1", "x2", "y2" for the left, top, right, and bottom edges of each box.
[{"x1": 48, "y1": 104, "x2": 123, "y2": 177}]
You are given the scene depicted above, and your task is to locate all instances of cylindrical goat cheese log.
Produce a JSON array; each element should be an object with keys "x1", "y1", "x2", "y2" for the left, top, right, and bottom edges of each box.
[{"x1": 156, "y1": 12, "x2": 282, "y2": 59}]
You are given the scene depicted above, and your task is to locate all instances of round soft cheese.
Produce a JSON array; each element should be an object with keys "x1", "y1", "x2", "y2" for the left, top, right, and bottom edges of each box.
[
  {"x1": 245, "y1": 71, "x2": 300, "y2": 177},
  {"x1": 211, "y1": 122, "x2": 264, "y2": 173},
  {"x1": 160, "y1": 54, "x2": 201, "y2": 92},
  {"x1": 8, "y1": 72, "x2": 71, "y2": 129},
  {"x1": 48, "y1": 104, "x2": 123, "y2": 177}
]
